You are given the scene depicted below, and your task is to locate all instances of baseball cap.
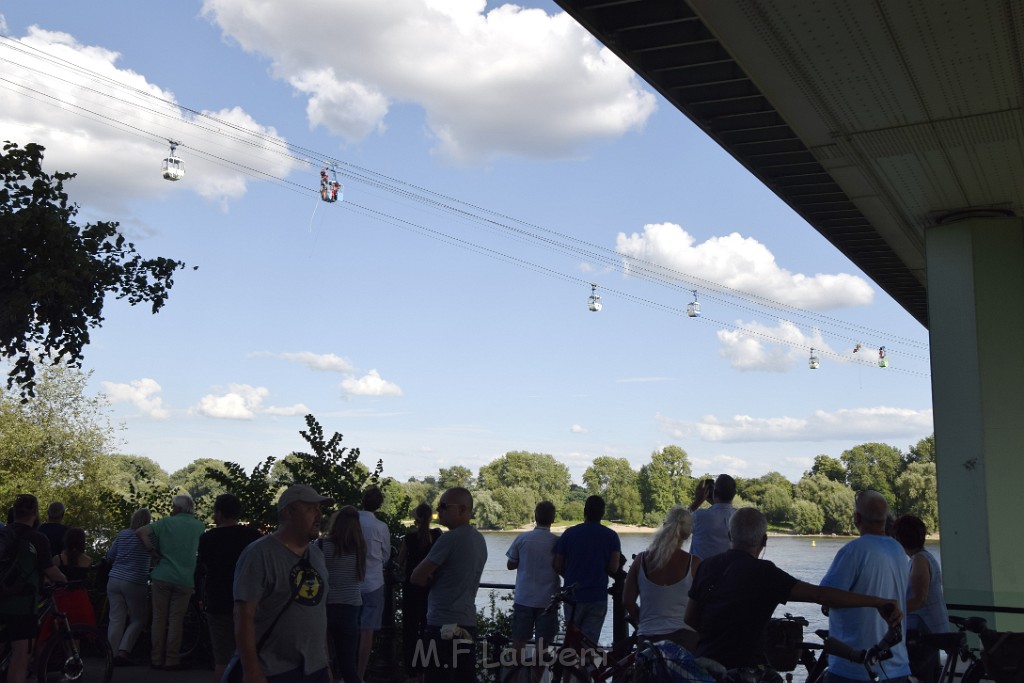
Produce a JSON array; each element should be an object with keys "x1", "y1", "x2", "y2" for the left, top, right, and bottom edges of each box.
[{"x1": 277, "y1": 484, "x2": 334, "y2": 511}]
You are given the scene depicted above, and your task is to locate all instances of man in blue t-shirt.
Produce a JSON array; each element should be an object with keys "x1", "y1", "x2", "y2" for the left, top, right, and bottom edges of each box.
[
  {"x1": 553, "y1": 496, "x2": 621, "y2": 645},
  {"x1": 821, "y1": 491, "x2": 911, "y2": 683}
]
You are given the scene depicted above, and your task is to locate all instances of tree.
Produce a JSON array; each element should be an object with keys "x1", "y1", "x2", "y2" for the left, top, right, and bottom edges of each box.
[
  {"x1": 905, "y1": 434, "x2": 935, "y2": 465},
  {"x1": 1, "y1": 142, "x2": 192, "y2": 396},
  {"x1": 583, "y1": 457, "x2": 643, "y2": 524},
  {"x1": 438, "y1": 465, "x2": 475, "y2": 490},
  {"x1": 204, "y1": 458, "x2": 281, "y2": 532},
  {"x1": 806, "y1": 454, "x2": 846, "y2": 483},
  {"x1": 170, "y1": 458, "x2": 231, "y2": 504},
  {"x1": 477, "y1": 452, "x2": 571, "y2": 507},
  {"x1": 791, "y1": 499, "x2": 825, "y2": 534},
  {"x1": 840, "y1": 442, "x2": 905, "y2": 504},
  {"x1": 796, "y1": 474, "x2": 855, "y2": 535},
  {"x1": 894, "y1": 462, "x2": 939, "y2": 531},
  {"x1": 637, "y1": 445, "x2": 694, "y2": 514},
  {"x1": 490, "y1": 486, "x2": 539, "y2": 529}
]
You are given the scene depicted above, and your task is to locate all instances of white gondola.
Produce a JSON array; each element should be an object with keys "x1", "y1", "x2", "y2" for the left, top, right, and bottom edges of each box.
[
  {"x1": 687, "y1": 290, "x2": 701, "y2": 318},
  {"x1": 878, "y1": 346, "x2": 889, "y2": 368},
  {"x1": 809, "y1": 348, "x2": 820, "y2": 369},
  {"x1": 320, "y1": 164, "x2": 344, "y2": 203},
  {"x1": 588, "y1": 283, "x2": 602, "y2": 312},
  {"x1": 161, "y1": 140, "x2": 185, "y2": 181}
]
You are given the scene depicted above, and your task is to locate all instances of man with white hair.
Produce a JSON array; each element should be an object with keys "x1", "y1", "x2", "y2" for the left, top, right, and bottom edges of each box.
[
  {"x1": 685, "y1": 507, "x2": 901, "y2": 670},
  {"x1": 820, "y1": 491, "x2": 911, "y2": 683},
  {"x1": 137, "y1": 494, "x2": 206, "y2": 670}
]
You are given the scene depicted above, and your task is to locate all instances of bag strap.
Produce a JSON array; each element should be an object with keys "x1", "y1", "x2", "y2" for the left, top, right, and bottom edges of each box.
[{"x1": 255, "y1": 551, "x2": 307, "y2": 651}]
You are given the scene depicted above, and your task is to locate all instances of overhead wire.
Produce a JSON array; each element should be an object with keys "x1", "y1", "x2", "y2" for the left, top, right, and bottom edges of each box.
[{"x1": 0, "y1": 33, "x2": 930, "y2": 373}]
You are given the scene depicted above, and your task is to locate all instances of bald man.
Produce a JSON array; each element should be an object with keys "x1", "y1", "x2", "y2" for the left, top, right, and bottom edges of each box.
[
  {"x1": 820, "y1": 491, "x2": 910, "y2": 683},
  {"x1": 411, "y1": 487, "x2": 487, "y2": 683}
]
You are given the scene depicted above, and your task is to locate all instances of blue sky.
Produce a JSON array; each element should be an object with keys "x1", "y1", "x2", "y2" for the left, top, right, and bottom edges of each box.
[{"x1": 0, "y1": 1, "x2": 932, "y2": 484}]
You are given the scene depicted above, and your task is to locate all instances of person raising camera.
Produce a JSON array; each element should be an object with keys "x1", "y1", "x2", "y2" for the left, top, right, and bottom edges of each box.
[{"x1": 687, "y1": 474, "x2": 736, "y2": 561}]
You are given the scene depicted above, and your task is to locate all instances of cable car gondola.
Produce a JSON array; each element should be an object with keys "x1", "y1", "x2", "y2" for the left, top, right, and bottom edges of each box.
[
  {"x1": 161, "y1": 140, "x2": 185, "y2": 181},
  {"x1": 809, "y1": 348, "x2": 820, "y2": 370},
  {"x1": 878, "y1": 346, "x2": 889, "y2": 368},
  {"x1": 587, "y1": 283, "x2": 602, "y2": 312},
  {"x1": 687, "y1": 290, "x2": 701, "y2": 318},
  {"x1": 320, "y1": 165, "x2": 343, "y2": 203}
]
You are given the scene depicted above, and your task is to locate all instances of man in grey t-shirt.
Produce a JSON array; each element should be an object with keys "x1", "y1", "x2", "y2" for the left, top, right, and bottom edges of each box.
[
  {"x1": 411, "y1": 487, "x2": 487, "y2": 683},
  {"x1": 233, "y1": 485, "x2": 333, "y2": 683}
]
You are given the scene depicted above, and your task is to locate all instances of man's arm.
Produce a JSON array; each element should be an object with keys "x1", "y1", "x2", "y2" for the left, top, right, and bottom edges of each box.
[
  {"x1": 135, "y1": 526, "x2": 162, "y2": 561},
  {"x1": 506, "y1": 558, "x2": 519, "y2": 570},
  {"x1": 622, "y1": 558, "x2": 640, "y2": 624},
  {"x1": 410, "y1": 558, "x2": 439, "y2": 587},
  {"x1": 553, "y1": 553, "x2": 565, "y2": 577},
  {"x1": 788, "y1": 581, "x2": 903, "y2": 625},
  {"x1": 606, "y1": 551, "x2": 621, "y2": 577},
  {"x1": 689, "y1": 479, "x2": 711, "y2": 511},
  {"x1": 44, "y1": 566, "x2": 67, "y2": 583},
  {"x1": 234, "y1": 600, "x2": 268, "y2": 683}
]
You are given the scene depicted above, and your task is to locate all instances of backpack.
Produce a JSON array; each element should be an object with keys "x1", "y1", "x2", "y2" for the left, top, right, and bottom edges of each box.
[{"x1": 0, "y1": 525, "x2": 40, "y2": 613}]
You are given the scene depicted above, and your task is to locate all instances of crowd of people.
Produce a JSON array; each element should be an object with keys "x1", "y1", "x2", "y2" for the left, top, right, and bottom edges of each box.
[{"x1": 0, "y1": 474, "x2": 947, "y2": 683}]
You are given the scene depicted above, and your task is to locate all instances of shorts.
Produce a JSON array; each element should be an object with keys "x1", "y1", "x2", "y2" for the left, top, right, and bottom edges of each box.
[
  {"x1": 0, "y1": 614, "x2": 38, "y2": 642},
  {"x1": 511, "y1": 604, "x2": 557, "y2": 643},
  {"x1": 205, "y1": 612, "x2": 236, "y2": 665},
  {"x1": 359, "y1": 586, "x2": 385, "y2": 630}
]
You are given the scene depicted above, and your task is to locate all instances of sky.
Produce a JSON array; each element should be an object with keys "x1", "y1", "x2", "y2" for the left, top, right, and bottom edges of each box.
[{"x1": 0, "y1": 0, "x2": 933, "y2": 485}]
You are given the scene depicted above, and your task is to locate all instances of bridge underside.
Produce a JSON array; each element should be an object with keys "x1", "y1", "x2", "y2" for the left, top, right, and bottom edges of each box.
[{"x1": 555, "y1": 0, "x2": 1024, "y2": 626}]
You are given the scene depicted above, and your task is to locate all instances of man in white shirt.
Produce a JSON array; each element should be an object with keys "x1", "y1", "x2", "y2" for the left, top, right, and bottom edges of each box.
[
  {"x1": 688, "y1": 474, "x2": 736, "y2": 560},
  {"x1": 358, "y1": 486, "x2": 392, "y2": 680},
  {"x1": 506, "y1": 501, "x2": 560, "y2": 654}
]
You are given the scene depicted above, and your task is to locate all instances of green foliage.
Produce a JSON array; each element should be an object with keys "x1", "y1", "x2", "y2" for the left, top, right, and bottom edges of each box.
[
  {"x1": 637, "y1": 445, "x2": 694, "y2": 515},
  {"x1": 906, "y1": 435, "x2": 935, "y2": 465},
  {"x1": 806, "y1": 454, "x2": 846, "y2": 483},
  {"x1": 399, "y1": 479, "x2": 436, "y2": 508},
  {"x1": 204, "y1": 458, "x2": 281, "y2": 533},
  {"x1": 471, "y1": 490, "x2": 503, "y2": 530},
  {"x1": 840, "y1": 442, "x2": 904, "y2": 504},
  {"x1": 791, "y1": 499, "x2": 825, "y2": 534},
  {"x1": 741, "y1": 472, "x2": 795, "y2": 525},
  {"x1": 582, "y1": 456, "x2": 643, "y2": 524},
  {"x1": 490, "y1": 486, "x2": 538, "y2": 528},
  {"x1": 894, "y1": 461, "x2": 939, "y2": 531},
  {"x1": 0, "y1": 142, "x2": 191, "y2": 397},
  {"x1": 170, "y1": 458, "x2": 231, "y2": 506},
  {"x1": 477, "y1": 452, "x2": 571, "y2": 507},
  {"x1": 439, "y1": 465, "x2": 475, "y2": 490},
  {"x1": 796, "y1": 474, "x2": 855, "y2": 534}
]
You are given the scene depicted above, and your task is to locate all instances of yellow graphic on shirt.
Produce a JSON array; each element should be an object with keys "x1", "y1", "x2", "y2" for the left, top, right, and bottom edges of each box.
[{"x1": 289, "y1": 560, "x2": 324, "y2": 606}]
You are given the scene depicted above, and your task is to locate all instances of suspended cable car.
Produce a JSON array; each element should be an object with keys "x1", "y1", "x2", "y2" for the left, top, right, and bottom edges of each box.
[
  {"x1": 878, "y1": 346, "x2": 889, "y2": 368},
  {"x1": 161, "y1": 140, "x2": 185, "y2": 181},
  {"x1": 687, "y1": 290, "x2": 701, "y2": 318},
  {"x1": 587, "y1": 283, "x2": 602, "y2": 312},
  {"x1": 809, "y1": 348, "x2": 820, "y2": 370},
  {"x1": 320, "y1": 164, "x2": 344, "y2": 203}
]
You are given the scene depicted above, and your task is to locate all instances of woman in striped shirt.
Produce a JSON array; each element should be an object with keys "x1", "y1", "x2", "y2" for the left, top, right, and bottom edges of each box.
[
  {"x1": 106, "y1": 508, "x2": 152, "y2": 666},
  {"x1": 322, "y1": 505, "x2": 367, "y2": 683}
]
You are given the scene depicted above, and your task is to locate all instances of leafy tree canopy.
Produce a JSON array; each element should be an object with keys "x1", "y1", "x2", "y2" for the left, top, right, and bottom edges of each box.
[
  {"x1": 637, "y1": 445, "x2": 694, "y2": 515},
  {"x1": 477, "y1": 451, "x2": 571, "y2": 506},
  {"x1": 1, "y1": 142, "x2": 192, "y2": 396}
]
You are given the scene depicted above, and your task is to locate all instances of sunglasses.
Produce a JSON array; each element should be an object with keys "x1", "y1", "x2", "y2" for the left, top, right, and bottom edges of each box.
[{"x1": 436, "y1": 501, "x2": 464, "y2": 512}]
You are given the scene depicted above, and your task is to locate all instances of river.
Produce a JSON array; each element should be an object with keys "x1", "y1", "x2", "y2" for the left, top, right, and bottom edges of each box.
[{"x1": 475, "y1": 530, "x2": 940, "y2": 671}]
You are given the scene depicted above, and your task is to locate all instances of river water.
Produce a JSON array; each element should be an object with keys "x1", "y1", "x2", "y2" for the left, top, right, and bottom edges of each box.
[{"x1": 475, "y1": 530, "x2": 941, "y2": 666}]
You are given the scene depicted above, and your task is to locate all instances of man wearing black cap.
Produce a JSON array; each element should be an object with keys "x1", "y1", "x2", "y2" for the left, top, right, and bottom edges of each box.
[{"x1": 232, "y1": 484, "x2": 334, "y2": 683}]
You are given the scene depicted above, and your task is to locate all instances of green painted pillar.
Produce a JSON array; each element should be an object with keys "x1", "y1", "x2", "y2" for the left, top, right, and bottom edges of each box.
[{"x1": 926, "y1": 217, "x2": 1024, "y2": 630}]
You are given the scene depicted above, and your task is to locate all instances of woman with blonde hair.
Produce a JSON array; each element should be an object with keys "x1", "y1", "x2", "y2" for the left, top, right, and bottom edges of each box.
[
  {"x1": 322, "y1": 505, "x2": 367, "y2": 683},
  {"x1": 106, "y1": 508, "x2": 152, "y2": 665},
  {"x1": 623, "y1": 505, "x2": 701, "y2": 650}
]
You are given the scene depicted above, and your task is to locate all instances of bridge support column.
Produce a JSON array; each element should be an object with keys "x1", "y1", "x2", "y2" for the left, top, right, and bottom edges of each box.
[{"x1": 926, "y1": 216, "x2": 1024, "y2": 628}]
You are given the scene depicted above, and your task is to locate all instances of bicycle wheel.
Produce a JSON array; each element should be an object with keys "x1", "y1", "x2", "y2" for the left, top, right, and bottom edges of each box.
[
  {"x1": 179, "y1": 598, "x2": 206, "y2": 661},
  {"x1": 36, "y1": 625, "x2": 113, "y2": 683},
  {"x1": 961, "y1": 660, "x2": 991, "y2": 683}
]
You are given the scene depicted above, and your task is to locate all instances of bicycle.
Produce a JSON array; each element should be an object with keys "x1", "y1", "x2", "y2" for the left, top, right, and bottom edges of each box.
[
  {"x1": 1, "y1": 582, "x2": 113, "y2": 683},
  {"x1": 703, "y1": 620, "x2": 902, "y2": 683},
  {"x1": 498, "y1": 584, "x2": 637, "y2": 683},
  {"x1": 929, "y1": 614, "x2": 1024, "y2": 683}
]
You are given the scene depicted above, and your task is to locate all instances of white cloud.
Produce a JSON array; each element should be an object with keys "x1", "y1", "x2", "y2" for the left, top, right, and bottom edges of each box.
[
  {"x1": 616, "y1": 223, "x2": 874, "y2": 310},
  {"x1": 716, "y1": 320, "x2": 831, "y2": 372},
  {"x1": 341, "y1": 370, "x2": 403, "y2": 397},
  {"x1": 570, "y1": 424, "x2": 587, "y2": 433},
  {"x1": 657, "y1": 406, "x2": 933, "y2": 443},
  {"x1": 201, "y1": 0, "x2": 656, "y2": 162},
  {"x1": 196, "y1": 384, "x2": 268, "y2": 420},
  {"x1": 262, "y1": 403, "x2": 310, "y2": 416},
  {"x1": 0, "y1": 27, "x2": 303, "y2": 214},
  {"x1": 263, "y1": 351, "x2": 356, "y2": 374},
  {"x1": 101, "y1": 378, "x2": 169, "y2": 419}
]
